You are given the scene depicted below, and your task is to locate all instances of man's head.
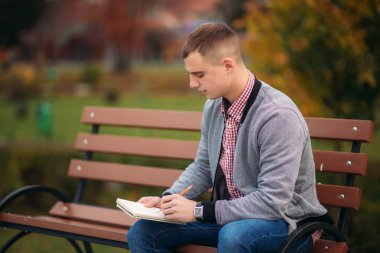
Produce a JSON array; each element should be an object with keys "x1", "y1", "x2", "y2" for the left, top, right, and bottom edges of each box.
[
  {"x1": 183, "y1": 22, "x2": 248, "y2": 102},
  {"x1": 182, "y1": 22, "x2": 242, "y2": 64}
]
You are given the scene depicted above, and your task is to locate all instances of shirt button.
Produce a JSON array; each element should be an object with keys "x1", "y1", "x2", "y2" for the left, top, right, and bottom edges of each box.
[{"x1": 227, "y1": 124, "x2": 231, "y2": 128}]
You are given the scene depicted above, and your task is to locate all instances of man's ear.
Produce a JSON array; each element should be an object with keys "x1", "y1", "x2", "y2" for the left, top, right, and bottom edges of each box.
[{"x1": 222, "y1": 58, "x2": 234, "y2": 71}]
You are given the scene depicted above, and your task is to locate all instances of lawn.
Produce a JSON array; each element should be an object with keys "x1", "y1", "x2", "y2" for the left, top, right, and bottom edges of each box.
[{"x1": 0, "y1": 93, "x2": 206, "y2": 144}]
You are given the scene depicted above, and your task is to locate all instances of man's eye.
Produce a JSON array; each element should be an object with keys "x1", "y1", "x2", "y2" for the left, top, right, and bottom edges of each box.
[{"x1": 196, "y1": 74, "x2": 204, "y2": 78}]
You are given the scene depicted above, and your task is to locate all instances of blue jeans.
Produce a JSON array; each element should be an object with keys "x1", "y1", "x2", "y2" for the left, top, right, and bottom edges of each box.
[{"x1": 127, "y1": 219, "x2": 312, "y2": 253}]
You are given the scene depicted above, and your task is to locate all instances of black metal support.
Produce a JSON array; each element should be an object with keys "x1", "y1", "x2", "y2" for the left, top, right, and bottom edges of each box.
[
  {"x1": 73, "y1": 124, "x2": 99, "y2": 203},
  {"x1": 66, "y1": 239, "x2": 84, "y2": 253},
  {"x1": 73, "y1": 179, "x2": 87, "y2": 203},
  {"x1": 2, "y1": 222, "x2": 128, "y2": 249},
  {"x1": 337, "y1": 208, "x2": 347, "y2": 233},
  {"x1": 0, "y1": 230, "x2": 30, "y2": 253},
  {"x1": 277, "y1": 222, "x2": 346, "y2": 253},
  {"x1": 338, "y1": 141, "x2": 362, "y2": 234},
  {"x1": 83, "y1": 241, "x2": 94, "y2": 253},
  {"x1": 0, "y1": 185, "x2": 70, "y2": 212},
  {"x1": 0, "y1": 229, "x2": 84, "y2": 253}
]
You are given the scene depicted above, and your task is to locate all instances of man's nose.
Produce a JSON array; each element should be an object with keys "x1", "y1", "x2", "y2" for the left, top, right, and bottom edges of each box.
[{"x1": 189, "y1": 76, "x2": 199, "y2": 88}]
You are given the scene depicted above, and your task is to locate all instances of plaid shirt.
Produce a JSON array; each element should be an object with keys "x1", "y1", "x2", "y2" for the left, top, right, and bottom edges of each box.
[{"x1": 220, "y1": 72, "x2": 255, "y2": 199}]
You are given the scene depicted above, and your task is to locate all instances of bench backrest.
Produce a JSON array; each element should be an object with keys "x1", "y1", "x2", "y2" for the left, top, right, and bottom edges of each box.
[{"x1": 69, "y1": 106, "x2": 374, "y2": 235}]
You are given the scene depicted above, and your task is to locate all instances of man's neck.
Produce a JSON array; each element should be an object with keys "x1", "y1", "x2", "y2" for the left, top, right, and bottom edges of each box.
[{"x1": 225, "y1": 67, "x2": 250, "y2": 103}]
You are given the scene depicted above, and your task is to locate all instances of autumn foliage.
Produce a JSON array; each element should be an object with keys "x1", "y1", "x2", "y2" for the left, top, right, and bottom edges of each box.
[{"x1": 242, "y1": 0, "x2": 380, "y2": 119}]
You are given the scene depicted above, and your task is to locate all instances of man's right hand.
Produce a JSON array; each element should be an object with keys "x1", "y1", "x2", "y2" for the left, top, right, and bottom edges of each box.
[{"x1": 137, "y1": 196, "x2": 162, "y2": 208}]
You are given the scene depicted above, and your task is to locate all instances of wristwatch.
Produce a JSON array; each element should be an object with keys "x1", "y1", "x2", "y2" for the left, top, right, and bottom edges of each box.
[{"x1": 194, "y1": 201, "x2": 204, "y2": 222}]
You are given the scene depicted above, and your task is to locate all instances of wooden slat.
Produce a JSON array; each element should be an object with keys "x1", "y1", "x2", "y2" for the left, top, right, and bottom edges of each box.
[
  {"x1": 311, "y1": 239, "x2": 348, "y2": 253},
  {"x1": 75, "y1": 133, "x2": 199, "y2": 160},
  {"x1": 49, "y1": 202, "x2": 136, "y2": 228},
  {"x1": 69, "y1": 151, "x2": 366, "y2": 187},
  {"x1": 0, "y1": 213, "x2": 128, "y2": 242},
  {"x1": 316, "y1": 184, "x2": 362, "y2": 210},
  {"x1": 175, "y1": 245, "x2": 217, "y2": 253},
  {"x1": 82, "y1": 107, "x2": 202, "y2": 131},
  {"x1": 82, "y1": 107, "x2": 374, "y2": 142},
  {"x1": 68, "y1": 159, "x2": 182, "y2": 187},
  {"x1": 306, "y1": 117, "x2": 374, "y2": 142},
  {"x1": 313, "y1": 150, "x2": 367, "y2": 175}
]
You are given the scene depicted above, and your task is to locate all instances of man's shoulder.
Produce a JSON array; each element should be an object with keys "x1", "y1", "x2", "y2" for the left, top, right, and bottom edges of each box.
[
  {"x1": 257, "y1": 81, "x2": 301, "y2": 114},
  {"x1": 254, "y1": 81, "x2": 308, "y2": 133}
]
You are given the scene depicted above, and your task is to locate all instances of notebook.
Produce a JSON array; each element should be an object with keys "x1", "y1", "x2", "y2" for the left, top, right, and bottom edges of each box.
[{"x1": 116, "y1": 198, "x2": 185, "y2": 224}]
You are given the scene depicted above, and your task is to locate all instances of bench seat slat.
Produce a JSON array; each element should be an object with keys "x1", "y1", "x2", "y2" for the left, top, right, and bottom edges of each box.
[
  {"x1": 313, "y1": 150, "x2": 367, "y2": 175},
  {"x1": 175, "y1": 245, "x2": 217, "y2": 253},
  {"x1": 49, "y1": 201, "x2": 135, "y2": 227},
  {"x1": 82, "y1": 107, "x2": 203, "y2": 131},
  {"x1": 0, "y1": 212, "x2": 128, "y2": 242},
  {"x1": 316, "y1": 184, "x2": 361, "y2": 210},
  {"x1": 311, "y1": 239, "x2": 348, "y2": 253},
  {"x1": 68, "y1": 159, "x2": 182, "y2": 187},
  {"x1": 75, "y1": 133, "x2": 199, "y2": 160},
  {"x1": 306, "y1": 117, "x2": 373, "y2": 142}
]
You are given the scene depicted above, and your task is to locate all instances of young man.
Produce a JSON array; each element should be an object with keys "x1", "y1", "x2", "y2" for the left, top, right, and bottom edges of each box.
[{"x1": 127, "y1": 22, "x2": 327, "y2": 253}]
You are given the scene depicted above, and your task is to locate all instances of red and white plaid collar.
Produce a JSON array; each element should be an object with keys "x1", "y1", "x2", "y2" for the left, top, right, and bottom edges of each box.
[{"x1": 221, "y1": 72, "x2": 255, "y2": 123}]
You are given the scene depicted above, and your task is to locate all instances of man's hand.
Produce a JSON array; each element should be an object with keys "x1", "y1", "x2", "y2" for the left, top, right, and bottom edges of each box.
[
  {"x1": 138, "y1": 196, "x2": 162, "y2": 208},
  {"x1": 160, "y1": 194, "x2": 197, "y2": 223}
]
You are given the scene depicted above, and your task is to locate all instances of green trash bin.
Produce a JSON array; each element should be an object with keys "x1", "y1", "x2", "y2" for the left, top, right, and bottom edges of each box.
[{"x1": 36, "y1": 102, "x2": 52, "y2": 137}]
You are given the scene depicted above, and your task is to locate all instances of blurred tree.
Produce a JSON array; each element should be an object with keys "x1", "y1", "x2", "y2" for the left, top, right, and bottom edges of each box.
[
  {"x1": 0, "y1": 0, "x2": 46, "y2": 48},
  {"x1": 97, "y1": 0, "x2": 146, "y2": 72},
  {"x1": 217, "y1": 0, "x2": 246, "y2": 29},
  {"x1": 244, "y1": 0, "x2": 380, "y2": 120}
]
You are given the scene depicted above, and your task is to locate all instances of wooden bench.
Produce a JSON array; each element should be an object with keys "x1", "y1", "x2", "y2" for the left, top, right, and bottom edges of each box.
[{"x1": 0, "y1": 106, "x2": 374, "y2": 253}]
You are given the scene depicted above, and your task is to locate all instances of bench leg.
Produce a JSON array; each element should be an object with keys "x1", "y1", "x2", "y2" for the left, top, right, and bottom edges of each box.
[
  {"x1": 83, "y1": 241, "x2": 93, "y2": 253},
  {"x1": 0, "y1": 230, "x2": 30, "y2": 253},
  {"x1": 1, "y1": 230, "x2": 84, "y2": 253},
  {"x1": 67, "y1": 239, "x2": 85, "y2": 253}
]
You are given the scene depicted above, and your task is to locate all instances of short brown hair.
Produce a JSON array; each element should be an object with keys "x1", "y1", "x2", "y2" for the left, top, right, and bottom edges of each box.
[{"x1": 182, "y1": 22, "x2": 242, "y2": 64}]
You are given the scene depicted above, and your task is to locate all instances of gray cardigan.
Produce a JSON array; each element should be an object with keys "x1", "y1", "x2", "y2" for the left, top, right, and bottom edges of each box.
[{"x1": 166, "y1": 80, "x2": 326, "y2": 233}]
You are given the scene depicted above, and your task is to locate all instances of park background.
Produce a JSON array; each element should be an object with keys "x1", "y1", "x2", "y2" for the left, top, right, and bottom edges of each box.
[{"x1": 0, "y1": 0, "x2": 379, "y2": 252}]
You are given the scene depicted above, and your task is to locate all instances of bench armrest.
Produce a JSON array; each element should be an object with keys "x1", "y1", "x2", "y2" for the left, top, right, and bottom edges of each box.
[
  {"x1": 277, "y1": 222, "x2": 347, "y2": 253},
  {"x1": 0, "y1": 185, "x2": 70, "y2": 212}
]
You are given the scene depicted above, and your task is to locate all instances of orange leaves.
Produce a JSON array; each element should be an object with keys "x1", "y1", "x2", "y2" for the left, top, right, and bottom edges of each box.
[{"x1": 241, "y1": 0, "x2": 379, "y2": 119}]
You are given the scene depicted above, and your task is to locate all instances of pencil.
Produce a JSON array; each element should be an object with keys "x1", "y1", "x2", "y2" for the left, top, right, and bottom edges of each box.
[{"x1": 179, "y1": 185, "x2": 193, "y2": 196}]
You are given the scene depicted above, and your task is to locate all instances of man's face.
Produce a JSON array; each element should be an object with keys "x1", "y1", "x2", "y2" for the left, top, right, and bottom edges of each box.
[{"x1": 184, "y1": 51, "x2": 232, "y2": 100}]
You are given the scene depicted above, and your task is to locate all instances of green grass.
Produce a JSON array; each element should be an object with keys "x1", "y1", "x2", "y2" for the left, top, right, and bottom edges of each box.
[{"x1": 0, "y1": 94, "x2": 206, "y2": 144}]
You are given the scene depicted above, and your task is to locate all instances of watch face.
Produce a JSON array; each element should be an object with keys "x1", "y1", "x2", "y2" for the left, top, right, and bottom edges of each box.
[{"x1": 194, "y1": 207, "x2": 203, "y2": 217}]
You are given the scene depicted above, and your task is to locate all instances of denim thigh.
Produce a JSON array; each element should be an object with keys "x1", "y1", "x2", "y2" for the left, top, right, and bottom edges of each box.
[
  {"x1": 218, "y1": 219, "x2": 289, "y2": 253},
  {"x1": 127, "y1": 219, "x2": 221, "y2": 253},
  {"x1": 127, "y1": 218, "x2": 312, "y2": 253}
]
